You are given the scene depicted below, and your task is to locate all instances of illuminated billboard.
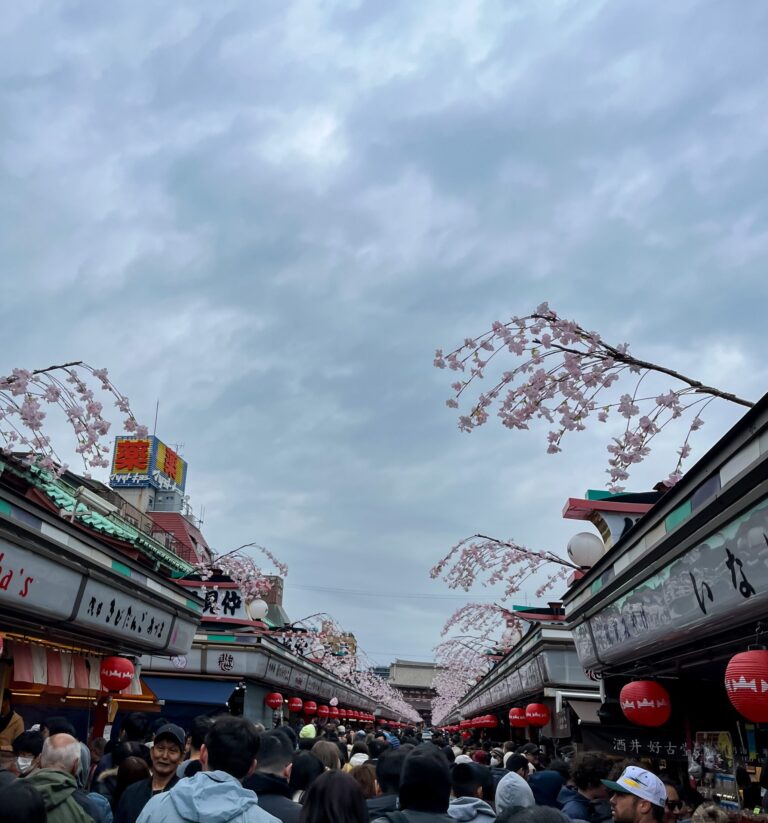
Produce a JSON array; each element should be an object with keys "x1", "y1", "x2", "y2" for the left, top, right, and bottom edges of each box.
[{"x1": 109, "y1": 436, "x2": 187, "y2": 493}]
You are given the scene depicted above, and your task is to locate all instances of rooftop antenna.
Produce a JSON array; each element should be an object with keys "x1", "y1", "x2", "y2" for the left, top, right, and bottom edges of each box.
[
  {"x1": 152, "y1": 400, "x2": 160, "y2": 438},
  {"x1": 199, "y1": 505, "x2": 205, "y2": 527}
]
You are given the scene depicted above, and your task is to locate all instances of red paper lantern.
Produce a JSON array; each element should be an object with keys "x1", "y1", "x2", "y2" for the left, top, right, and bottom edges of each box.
[
  {"x1": 329, "y1": 706, "x2": 339, "y2": 719},
  {"x1": 265, "y1": 692, "x2": 283, "y2": 711},
  {"x1": 479, "y1": 714, "x2": 499, "y2": 728},
  {"x1": 303, "y1": 701, "x2": 317, "y2": 716},
  {"x1": 725, "y1": 650, "x2": 768, "y2": 722},
  {"x1": 99, "y1": 656, "x2": 134, "y2": 692},
  {"x1": 317, "y1": 705, "x2": 330, "y2": 718},
  {"x1": 620, "y1": 681, "x2": 671, "y2": 727},
  {"x1": 509, "y1": 707, "x2": 527, "y2": 728},
  {"x1": 339, "y1": 709, "x2": 347, "y2": 719},
  {"x1": 288, "y1": 697, "x2": 303, "y2": 713},
  {"x1": 525, "y1": 703, "x2": 550, "y2": 727}
]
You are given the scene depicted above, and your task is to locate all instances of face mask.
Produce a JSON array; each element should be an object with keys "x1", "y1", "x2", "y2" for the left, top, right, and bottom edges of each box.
[
  {"x1": 16, "y1": 756, "x2": 34, "y2": 774},
  {"x1": 491, "y1": 757, "x2": 501, "y2": 767}
]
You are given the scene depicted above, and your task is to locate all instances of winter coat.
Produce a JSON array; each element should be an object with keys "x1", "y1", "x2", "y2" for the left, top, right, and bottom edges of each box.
[
  {"x1": 0, "y1": 710, "x2": 24, "y2": 750},
  {"x1": 136, "y1": 770, "x2": 282, "y2": 823},
  {"x1": 558, "y1": 787, "x2": 612, "y2": 823},
  {"x1": 367, "y1": 793, "x2": 399, "y2": 820},
  {"x1": 25, "y1": 767, "x2": 99, "y2": 823},
  {"x1": 447, "y1": 797, "x2": 497, "y2": 821},
  {"x1": 242, "y1": 771, "x2": 302, "y2": 823},
  {"x1": 115, "y1": 775, "x2": 178, "y2": 823},
  {"x1": 372, "y1": 811, "x2": 455, "y2": 823},
  {"x1": 94, "y1": 768, "x2": 119, "y2": 809}
]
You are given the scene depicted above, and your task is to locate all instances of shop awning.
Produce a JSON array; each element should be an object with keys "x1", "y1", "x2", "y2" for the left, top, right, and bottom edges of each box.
[
  {"x1": 568, "y1": 699, "x2": 601, "y2": 724},
  {"x1": 143, "y1": 676, "x2": 236, "y2": 706}
]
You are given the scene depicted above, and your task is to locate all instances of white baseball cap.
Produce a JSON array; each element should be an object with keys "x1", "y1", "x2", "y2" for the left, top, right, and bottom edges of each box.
[{"x1": 602, "y1": 766, "x2": 667, "y2": 807}]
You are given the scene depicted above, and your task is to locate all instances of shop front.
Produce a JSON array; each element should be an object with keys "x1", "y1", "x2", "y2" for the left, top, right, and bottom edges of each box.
[{"x1": 564, "y1": 392, "x2": 768, "y2": 808}]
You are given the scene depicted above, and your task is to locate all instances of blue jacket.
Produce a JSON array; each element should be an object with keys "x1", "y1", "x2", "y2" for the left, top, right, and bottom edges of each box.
[{"x1": 136, "y1": 771, "x2": 282, "y2": 823}]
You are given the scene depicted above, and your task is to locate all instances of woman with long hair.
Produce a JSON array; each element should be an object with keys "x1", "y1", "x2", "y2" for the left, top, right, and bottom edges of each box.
[
  {"x1": 289, "y1": 751, "x2": 326, "y2": 803},
  {"x1": 299, "y1": 770, "x2": 368, "y2": 823},
  {"x1": 311, "y1": 740, "x2": 341, "y2": 771}
]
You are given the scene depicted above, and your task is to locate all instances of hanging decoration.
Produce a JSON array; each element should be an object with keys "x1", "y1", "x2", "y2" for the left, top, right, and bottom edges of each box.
[
  {"x1": 509, "y1": 707, "x2": 528, "y2": 728},
  {"x1": 303, "y1": 701, "x2": 318, "y2": 716},
  {"x1": 288, "y1": 697, "x2": 303, "y2": 713},
  {"x1": 265, "y1": 692, "x2": 284, "y2": 711},
  {"x1": 525, "y1": 703, "x2": 550, "y2": 727},
  {"x1": 99, "y1": 657, "x2": 135, "y2": 692},
  {"x1": 317, "y1": 705, "x2": 330, "y2": 718},
  {"x1": 725, "y1": 650, "x2": 768, "y2": 722},
  {"x1": 619, "y1": 680, "x2": 671, "y2": 727}
]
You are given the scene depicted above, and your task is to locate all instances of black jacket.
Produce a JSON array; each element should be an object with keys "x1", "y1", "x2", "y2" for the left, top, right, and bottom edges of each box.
[
  {"x1": 368, "y1": 793, "x2": 399, "y2": 821},
  {"x1": 243, "y1": 771, "x2": 302, "y2": 823},
  {"x1": 115, "y1": 775, "x2": 179, "y2": 823}
]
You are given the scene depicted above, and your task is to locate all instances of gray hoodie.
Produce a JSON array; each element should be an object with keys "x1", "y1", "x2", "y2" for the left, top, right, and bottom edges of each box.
[
  {"x1": 495, "y1": 772, "x2": 535, "y2": 815},
  {"x1": 136, "y1": 770, "x2": 281, "y2": 823},
  {"x1": 448, "y1": 797, "x2": 497, "y2": 821}
]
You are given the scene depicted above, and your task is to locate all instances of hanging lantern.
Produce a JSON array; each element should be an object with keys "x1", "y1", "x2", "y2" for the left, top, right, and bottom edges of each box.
[
  {"x1": 303, "y1": 701, "x2": 317, "y2": 716},
  {"x1": 509, "y1": 707, "x2": 527, "y2": 728},
  {"x1": 265, "y1": 692, "x2": 284, "y2": 711},
  {"x1": 725, "y1": 650, "x2": 768, "y2": 722},
  {"x1": 482, "y1": 714, "x2": 499, "y2": 728},
  {"x1": 245, "y1": 598, "x2": 269, "y2": 621},
  {"x1": 339, "y1": 709, "x2": 348, "y2": 719},
  {"x1": 329, "y1": 706, "x2": 339, "y2": 719},
  {"x1": 317, "y1": 705, "x2": 330, "y2": 718},
  {"x1": 99, "y1": 657, "x2": 134, "y2": 692},
  {"x1": 525, "y1": 703, "x2": 550, "y2": 727},
  {"x1": 620, "y1": 681, "x2": 671, "y2": 727},
  {"x1": 288, "y1": 697, "x2": 303, "y2": 713}
]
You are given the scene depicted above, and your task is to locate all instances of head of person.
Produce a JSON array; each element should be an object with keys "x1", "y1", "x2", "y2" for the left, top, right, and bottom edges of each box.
[
  {"x1": 289, "y1": 751, "x2": 325, "y2": 796},
  {"x1": 120, "y1": 712, "x2": 149, "y2": 743},
  {"x1": 200, "y1": 716, "x2": 260, "y2": 782},
  {"x1": 350, "y1": 763, "x2": 377, "y2": 799},
  {"x1": 12, "y1": 730, "x2": 44, "y2": 776},
  {"x1": 0, "y1": 780, "x2": 47, "y2": 823},
  {"x1": 40, "y1": 733, "x2": 81, "y2": 775},
  {"x1": 546, "y1": 760, "x2": 571, "y2": 783},
  {"x1": 376, "y1": 746, "x2": 409, "y2": 796},
  {"x1": 451, "y1": 762, "x2": 487, "y2": 800},
  {"x1": 116, "y1": 756, "x2": 151, "y2": 801},
  {"x1": 112, "y1": 741, "x2": 150, "y2": 770},
  {"x1": 678, "y1": 787, "x2": 704, "y2": 821},
  {"x1": 491, "y1": 747, "x2": 504, "y2": 768},
  {"x1": 603, "y1": 765, "x2": 667, "y2": 823},
  {"x1": 507, "y1": 754, "x2": 530, "y2": 779},
  {"x1": 188, "y1": 716, "x2": 214, "y2": 756},
  {"x1": 42, "y1": 717, "x2": 76, "y2": 738},
  {"x1": 368, "y1": 738, "x2": 389, "y2": 760},
  {"x1": 662, "y1": 780, "x2": 683, "y2": 823},
  {"x1": 497, "y1": 806, "x2": 571, "y2": 823},
  {"x1": 150, "y1": 724, "x2": 186, "y2": 781},
  {"x1": 571, "y1": 751, "x2": 614, "y2": 799},
  {"x1": 399, "y1": 746, "x2": 452, "y2": 814},
  {"x1": 496, "y1": 771, "x2": 536, "y2": 815},
  {"x1": 299, "y1": 769, "x2": 368, "y2": 823},
  {"x1": 518, "y1": 743, "x2": 540, "y2": 766},
  {"x1": 276, "y1": 724, "x2": 299, "y2": 752},
  {"x1": 311, "y1": 740, "x2": 341, "y2": 771},
  {"x1": 472, "y1": 749, "x2": 491, "y2": 765},
  {"x1": 529, "y1": 770, "x2": 565, "y2": 807},
  {"x1": 257, "y1": 730, "x2": 295, "y2": 778},
  {"x1": 89, "y1": 736, "x2": 107, "y2": 762}
]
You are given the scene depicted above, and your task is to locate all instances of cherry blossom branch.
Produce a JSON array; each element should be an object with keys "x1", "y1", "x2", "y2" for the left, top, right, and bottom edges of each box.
[
  {"x1": 194, "y1": 543, "x2": 288, "y2": 602},
  {"x1": 435, "y1": 303, "x2": 755, "y2": 491}
]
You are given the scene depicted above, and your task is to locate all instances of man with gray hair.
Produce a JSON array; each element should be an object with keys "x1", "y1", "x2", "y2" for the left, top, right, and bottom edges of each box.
[{"x1": 25, "y1": 733, "x2": 108, "y2": 823}]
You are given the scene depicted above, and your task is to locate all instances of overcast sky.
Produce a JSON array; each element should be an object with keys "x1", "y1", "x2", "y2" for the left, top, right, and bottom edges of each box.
[{"x1": 3, "y1": 1, "x2": 768, "y2": 666}]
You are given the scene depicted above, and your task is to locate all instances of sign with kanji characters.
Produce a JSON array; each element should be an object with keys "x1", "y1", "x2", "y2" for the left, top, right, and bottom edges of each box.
[
  {"x1": 109, "y1": 436, "x2": 188, "y2": 493},
  {"x1": 581, "y1": 725, "x2": 688, "y2": 760}
]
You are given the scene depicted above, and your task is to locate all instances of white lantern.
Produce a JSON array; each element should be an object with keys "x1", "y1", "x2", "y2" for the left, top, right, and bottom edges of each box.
[
  {"x1": 567, "y1": 532, "x2": 604, "y2": 568},
  {"x1": 246, "y1": 598, "x2": 269, "y2": 621}
]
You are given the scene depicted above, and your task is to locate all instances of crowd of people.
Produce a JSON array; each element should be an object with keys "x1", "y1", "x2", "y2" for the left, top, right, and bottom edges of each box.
[{"x1": 0, "y1": 690, "x2": 746, "y2": 823}]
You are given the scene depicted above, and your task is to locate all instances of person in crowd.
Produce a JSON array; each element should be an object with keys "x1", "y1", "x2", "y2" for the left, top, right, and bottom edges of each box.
[
  {"x1": 677, "y1": 788, "x2": 704, "y2": 822},
  {"x1": 41, "y1": 718, "x2": 91, "y2": 790},
  {"x1": 601, "y1": 766, "x2": 667, "y2": 823},
  {"x1": 497, "y1": 807, "x2": 571, "y2": 823},
  {"x1": 367, "y1": 739, "x2": 389, "y2": 765},
  {"x1": 367, "y1": 745, "x2": 408, "y2": 820},
  {"x1": 545, "y1": 762, "x2": 570, "y2": 784},
  {"x1": 242, "y1": 730, "x2": 302, "y2": 823},
  {"x1": 299, "y1": 724, "x2": 317, "y2": 750},
  {"x1": 26, "y1": 733, "x2": 108, "y2": 823},
  {"x1": 558, "y1": 752, "x2": 613, "y2": 823},
  {"x1": 115, "y1": 724, "x2": 185, "y2": 823},
  {"x1": 661, "y1": 780, "x2": 683, "y2": 823},
  {"x1": 443, "y1": 746, "x2": 457, "y2": 765},
  {"x1": 495, "y1": 771, "x2": 535, "y2": 816},
  {"x1": 472, "y1": 751, "x2": 491, "y2": 766},
  {"x1": 490, "y1": 749, "x2": 504, "y2": 769},
  {"x1": 87, "y1": 739, "x2": 107, "y2": 790},
  {"x1": 94, "y1": 742, "x2": 149, "y2": 811},
  {"x1": 528, "y1": 771, "x2": 564, "y2": 809},
  {"x1": 288, "y1": 752, "x2": 325, "y2": 804},
  {"x1": 516, "y1": 744, "x2": 540, "y2": 775},
  {"x1": 299, "y1": 770, "x2": 368, "y2": 823},
  {"x1": 135, "y1": 716, "x2": 280, "y2": 823},
  {"x1": 349, "y1": 763, "x2": 377, "y2": 800},
  {"x1": 448, "y1": 762, "x2": 496, "y2": 821},
  {"x1": 0, "y1": 691, "x2": 25, "y2": 751},
  {"x1": 93, "y1": 714, "x2": 149, "y2": 784},
  {"x1": 690, "y1": 806, "x2": 727, "y2": 823},
  {"x1": 452, "y1": 737, "x2": 465, "y2": 759},
  {"x1": 0, "y1": 779, "x2": 48, "y2": 823},
  {"x1": 12, "y1": 729, "x2": 44, "y2": 777},
  {"x1": 372, "y1": 745, "x2": 455, "y2": 823},
  {"x1": 346, "y1": 742, "x2": 370, "y2": 770},
  {"x1": 115, "y1": 757, "x2": 151, "y2": 811},
  {"x1": 506, "y1": 756, "x2": 530, "y2": 781},
  {"x1": 501, "y1": 743, "x2": 516, "y2": 769},
  {"x1": 276, "y1": 725, "x2": 299, "y2": 753},
  {"x1": 177, "y1": 717, "x2": 214, "y2": 779},
  {"x1": 311, "y1": 740, "x2": 341, "y2": 771}
]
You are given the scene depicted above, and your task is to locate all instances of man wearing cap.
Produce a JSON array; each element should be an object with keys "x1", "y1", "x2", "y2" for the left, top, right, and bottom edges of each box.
[
  {"x1": 115, "y1": 723, "x2": 184, "y2": 823},
  {"x1": 602, "y1": 766, "x2": 667, "y2": 823}
]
